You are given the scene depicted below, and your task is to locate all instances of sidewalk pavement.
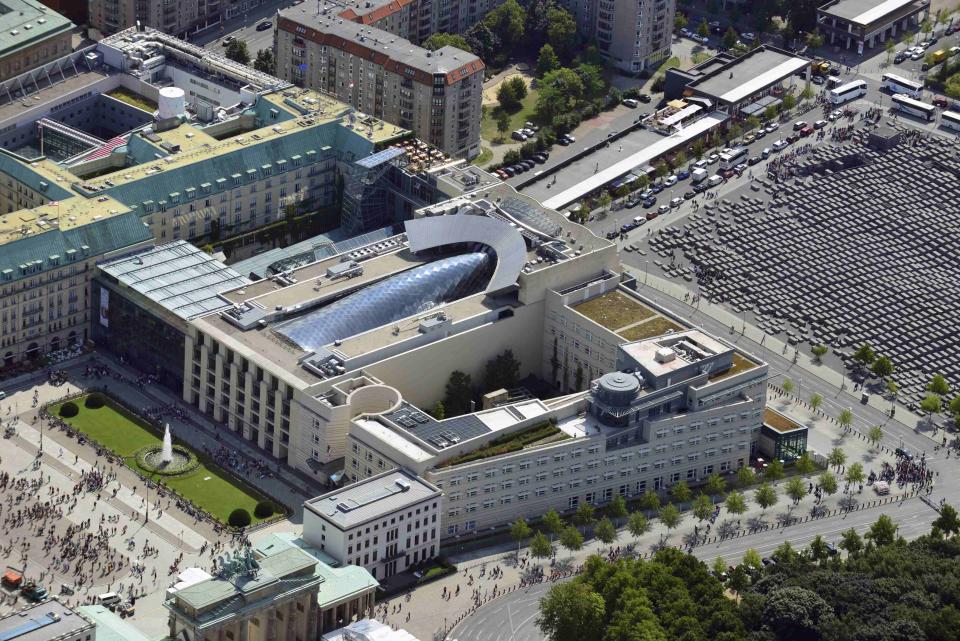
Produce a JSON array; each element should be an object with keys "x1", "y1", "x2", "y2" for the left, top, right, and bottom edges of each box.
[{"x1": 375, "y1": 392, "x2": 917, "y2": 641}]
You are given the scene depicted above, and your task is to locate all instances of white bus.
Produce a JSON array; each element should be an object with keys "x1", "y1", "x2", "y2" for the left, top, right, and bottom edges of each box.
[
  {"x1": 718, "y1": 147, "x2": 748, "y2": 170},
  {"x1": 941, "y1": 110, "x2": 960, "y2": 133},
  {"x1": 891, "y1": 93, "x2": 936, "y2": 121},
  {"x1": 881, "y1": 73, "x2": 923, "y2": 99},
  {"x1": 828, "y1": 80, "x2": 867, "y2": 104}
]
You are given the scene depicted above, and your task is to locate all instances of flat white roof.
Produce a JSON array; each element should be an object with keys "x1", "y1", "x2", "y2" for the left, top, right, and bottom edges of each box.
[
  {"x1": 354, "y1": 418, "x2": 434, "y2": 463},
  {"x1": 542, "y1": 112, "x2": 728, "y2": 211},
  {"x1": 718, "y1": 58, "x2": 809, "y2": 104},
  {"x1": 825, "y1": 0, "x2": 919, "y2": 24}
]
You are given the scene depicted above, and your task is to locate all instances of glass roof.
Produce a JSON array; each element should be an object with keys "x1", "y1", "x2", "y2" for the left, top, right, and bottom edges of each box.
[{"x1": 275, "y1": 252, "x2": 491, "y2": 353}]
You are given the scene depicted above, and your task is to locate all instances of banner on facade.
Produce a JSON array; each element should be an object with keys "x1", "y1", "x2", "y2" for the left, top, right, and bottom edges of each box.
[{"x1": 99, "y1": 287, "x2": 109, "y2": 328}]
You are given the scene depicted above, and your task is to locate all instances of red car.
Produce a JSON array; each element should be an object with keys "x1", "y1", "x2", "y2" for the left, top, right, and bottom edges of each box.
[
  {"x1": 799, "y1": 125, "x2": 814, "y2": 137},
  {"x1": 933, "y1": 96, "x2": 949, "y2": 108}
]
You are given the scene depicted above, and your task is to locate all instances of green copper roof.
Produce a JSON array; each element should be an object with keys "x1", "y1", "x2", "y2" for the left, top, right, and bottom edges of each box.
[{"x1": 0, "y1": 0, "x2": 73, "y2": 58}]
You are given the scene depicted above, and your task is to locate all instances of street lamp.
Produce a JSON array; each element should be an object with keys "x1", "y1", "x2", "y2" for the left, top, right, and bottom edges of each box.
[{"x1": 645, "y1": 260, "x2": 649, "y2": 285}]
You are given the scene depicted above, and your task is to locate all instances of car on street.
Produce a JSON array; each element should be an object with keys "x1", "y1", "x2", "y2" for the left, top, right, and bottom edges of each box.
[
  {"x1": 747, "y1": 155, "x2": 762, "y2": 166},
  {"x1": 693, "y1": 34, "x2": 709, "y2": 44},
  {"x1": 658, "y1": 204, "x2": 671, "y2": 214},
  {"x1": 639, "y1": 189, "x2": 654, "y2": 199},
  {"x1": 734, "y1": 162, "x2": 748, "y2": 174},
  {"x1": 670, "y1": 197, "x2": 683, "y2": 208},
  {"x1": 799, "y1": 125, "x2": 814, "y2": 137},
  {"x1": 707, "y1": 153, "x2": 720, "y2": 164},
  {"x1": 933, "y1": 96, "x2": 949, "y2": 108},
  {"x1": 663, "y1": 175, "x2": 678, "y2": 186},
  {"x1": 256, "y1": 20, "x2": 273, "y2": 31},
  {"x1": 651, "y1": 183, "x2": 665, "y2": 194},
  {"x1": 502, "y1": 166, "x2": 515, "y2": 177},
  {"x1": 793, "y1": 121, "x2": 808, "y2": 131},
  {"x1": 772, "y1": 139, "x2": 788, "y2": 151},
  {"x1": 622, "y1": 98, "x2": 639, "y2": 108},
  {"x1": 495, "y1": 169, "x2": 508, "y2": 179},
  {"x1": 683, "y1": 190, "x2": 696, "y2": 199},
  {"x1": 755, "y1": 128, "x2": 767, "y2": 139},
  {"x1": 692, "y1": 159, "x2": 709, "y2": 169},
  {"x1": 911, "y1": 49, "x2": 925, "y2": 60},
  {"x1": 693, "y1": 182, "x2": 709, "y2": 193},
  {"x1": 638, "y1": 93, "x2": 652, "y2": 103},
  {"x1": 563, "y1": 134, "x2": 576, "y2": 143},
  {"x1": 811, "y1": 75, "x2": 826, "y2": 84},
  {"x1": 894, "y1": 51, "x2": 907, "y2": 64},
  {"x1": 786, "y1": 133, "x2": 800, "y2": 143},
  {"x1": 813, "y1": 119, "x2": 828, "y2": 129},
  {"x1": 222, "y1": 36, "x2": 235, "y2": 45},
  {"x1": 828, "y1": 65, "x2": 841, "y2": 76},
  {"x1": 511, "y1": 130, "x2": 528, "y2": 141},
  {"x1": 676, "y1": 169, "x2": 689, "y2": 180},
  {"x1": 828, "y1": 109, "x2": 842, "y2": 121},
  {"x1": 765, "y1": 123, "x2": 778, "y2": 134},
  {"x1": 625, "y1": 197, "x2": 640, "y2": 208},
  {"x1": 740, "y1": 32, "x2": 755, "y2": 41},
  {"x1": 761, "y1": 147, "x2": 771, "y2": 158},
  {"x1": 743, "y1": 132, "x2": 757, "y2": 144},
  {"x1": 642, "y1": 196, "x2": 657, "y2": 208}
]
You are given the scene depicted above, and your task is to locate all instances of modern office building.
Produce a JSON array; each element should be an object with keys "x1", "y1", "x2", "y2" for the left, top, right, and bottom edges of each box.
[
  {"x1": 275, "y1": 5, "x2": 484, "y2": 159},
  {"x1": 665, "y1": 46, "x2": 811, "y2": 117},
  {"x1": 0, "y1": 599, "x2": 95, "y2": 641},
  {"x1": 0, "y1": 0, "x2": 72, "y2": 80},
  {"x1": 303, "y1": 469, "x2": 442, "y2": 580},
  {"x1": 817, "y1": 0, "x2": 931, "y2": 53}
]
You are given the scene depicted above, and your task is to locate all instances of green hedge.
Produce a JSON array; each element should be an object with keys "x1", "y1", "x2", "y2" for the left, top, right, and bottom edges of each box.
[
  {"x1": 84, "y1": 392, "x2": 106, "y2": 409},
  {"x1": 59, "y1": 401, "x2": 79, "y2": 418},
  {"x1": 228, "y1": 508, "x2": 252, "y2": 528},
  {"x1": 254, "y1": 500, "x2": 276, "y2": 519},
  {"x1": 439, "y1": 422, "x2": 562, "y2": 467}
]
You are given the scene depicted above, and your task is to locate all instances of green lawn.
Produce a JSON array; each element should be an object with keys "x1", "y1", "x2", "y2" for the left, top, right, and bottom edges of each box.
[
  {"x1": 51, "y1": 397, "x2": 270, "y2": 525},
  {"x1": 471, "y1": 146, "x2": 493, "y2": 166},
  {"x1": 106, "y1": 88, "x2": 158, "y2": 113},
  {"x1": 480, "y1": 88, "x2": 539, "y2": 144}
]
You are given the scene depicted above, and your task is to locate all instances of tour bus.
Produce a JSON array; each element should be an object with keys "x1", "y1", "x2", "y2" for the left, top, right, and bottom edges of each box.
[
  {"x1": 718, "y1": 147, "x2": 748, "y2": 170},
  {"x1": 828, "y1": 79, "x2": 867, "y2": 104},
  {"x1": 891, "y1": 93, "x2": 936, "y2": 121},
  {"x1": 881, "y1": 73, "x2": 923, "y2": 99},
  {"x1": 940, "y1": 110, "x2": 960, "y2": 133}
]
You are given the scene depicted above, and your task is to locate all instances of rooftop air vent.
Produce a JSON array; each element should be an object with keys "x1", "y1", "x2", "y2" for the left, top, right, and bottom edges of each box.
[{"x1": 654, "y1": 348, "x2": 676, "y2": 364}]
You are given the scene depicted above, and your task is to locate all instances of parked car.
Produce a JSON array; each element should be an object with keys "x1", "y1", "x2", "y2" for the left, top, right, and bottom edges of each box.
[
  {"x1": 740, "y1": 32, "x2": 755, "y2": 41},
  {"x1": 786, "y1": 134, "x2": 800, "y2": 143},
  {"x1": 622, "y1": 98, "x2": 639, "y2": 108},
  {"x1": 894, "y1": 51, "x2": 907, "y2": 64},
  {"x1": 747, "y1": 155, "x2": 762, "y2": 166},
  {"x1": 495, "y1": 169, "x2": 508, "y2": 179},
  {"x1": 683, "y1": 190, "x2": 696, "y2": 200},
  {"x1": 707, "y1": 153, "x2": 720, "y2": 164},
  {"x1": 511, "y1": 130, "x2": 527, "y2": 142},
  {"x1": 765, "y1": 123, "x2": 778, "y2": 134},
  {"x1": 502, "y1": 166, "x2": 515, "y2": 177},
  {"x1": 933, "y1": 96, "x2": 949, "y2": 108},
  {"x1": 642, "y1": 196, "x2": 657, "y2": 208},
  {"x1": 772, "y1": 139, "x2": 788, "y2": 151},
  {"x1": 911, "y1": 49, "x2": 925, "y2": 60},
  {"x1": 761, "y1": 147, "x2": 771, "y2": 158},
  {"x1": 663, "y1": 175, "x2": 678, "y2": 186},
  {"x1": 755, "y1": 128, "x2": 767, "y2": 139},
  {"x1": 677, "y1": 169, "x2": 690, "y2": 180},
  {"x1": 638, "y1": 93, "x2": 652, "y2": 103},
  {"x1": 793, "y1": 121, "x2": 808, "y2": 131},
  {"x1": 799, "y1": 125, "x2": 814, "y2": 137},
  {"x1": 813, "y1": 119, "x2": 828, "y2": 129},
  {"x1": 670, "y1": 197, "x2": 683, "y2": 208},
  {"x1": 222, "y1": 36, "x2": 235, "y2": 45},
  {"x1": 812, "y1": 75, "x2": 826, "y2": 84},
  {"x1": 651, "y1": 183, "x2": 665, "y2": 194},
  {"x1": 658, "y1": 204, "x2": 671, "y2": 214},
  {"x1": 709, "y1": 21, "x2": 722, "y2": 34},
  {"x1": 743, "y1": 132, "x2": 757, "y2": 144},
  {"x1": 256, "y1": 20, "x2": 273, "y2": 31}
]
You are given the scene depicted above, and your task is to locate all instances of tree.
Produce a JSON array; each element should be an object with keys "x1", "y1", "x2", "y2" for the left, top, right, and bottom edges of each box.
[
  {"x1": 921, "y1": 394, "x2": 942, "y2": 426},
  {"x1": 818, "y1": 470, "x2": 838, "y2": 495},
  {"x1": 253, "y1": 48, "x2": 274, "y2": 74},
  {"x1": 950, "y1": 395, "x2": 960, "y2": 423},
  {"x1": 638, "y1": 489, "x2": 660, "y2": 514},
  {"x1": 510, "y1": 518, "x2": 532, "y2": 555},
  {"x1": 225, "y1": 40, "x2": 250, "y2": 65},
  {"x1": 727, "y1": 565, "x2": 749, "y2": 595},
  {"x1": 782, "y1": 93, "x2": 797, "y2": 111},
  {"x1": 764, "y1": 104, "x2": 779, "y2": 121},
  {"x1": 498, "y1": 80, "x2": 522, "y2": 112},
  {"x1": 465, "y1": 21, "x2": 501, "y2": 63},
  {"x1": 530, "y1": 531, "x2": 552, "y2": 560},
  {"x1": 693, "y1": 492, "x2": 714, "y2": 521},
  {"x1": 536, "y1": 67, "x2": 584, "y2": 124},
  {"x1": 839, "y1": 527, "x2": 863, "y2": 556},
  {"x1": 866, "y1": 514, "x2": 898, "y2": 546},
  {"x1": 811, "y1": 343, "x2": 828, "y2": 362},
  {"x1": 705, "y1": 472, "x2": 727, "y2": 495},
  {"x1": 827, "y1": 447, "x2": 847, "y2": 470},
  {"x1": 921, "y1": 17, "x2": 933, "y2": 39},
  {"x1": 808, "y1": 534, "x2": 829, "y2": 562},
  {"x1": 692, "y1": 139, "x2": 705, "y2": 159},
  {"x1": 432, "y1": 401, "x2": 445, "y2": 419},
  {"x1": 810, "y1": 392, "x2": 823, "y2": 413},
  {"x1": 929, "y1": 374, "x2": 951, "y2": 397},
  {"x1": 484, "y1": 349, "x2": 520, "y2": 392},
  {"x1": 483, "y1": 0, "x2": 525, "y2": 50},
  {"x1": 725, "y1": 491, "x2": 747, "y2": 516},
  {"x1": 887, "y1": 379, "x2": 900, "y2": 398},
  {"x1": 743, "y1": 548, "x2": 763, "y2": 570},
  {"x1": 737, "y1": 466, "x2": 756, "y2": 488},
  {"x1": 795, "y1": 452, "x2": 815, "y2": 474},
  {"x1": 933, "y1": 504, "x2": 960, "y2": 537},
  {"x1": 723, "y1": 26, "x2": 738, "y2": 50},
  {"x1": 595, "y1": 517, "x2": 617, "y2": 544},
  {"x1": 537, "y1": 44, "x2": 560, "y2": 76},
  {"x1": 573, "y1": 502, "x2": 595, "y2": 532},
  {"x1": 659, "y1": 503, "x2": 682, "y2": 535},
  {"x1": 537, "y1": 581, "x2": 605, "y2": 641},
  {"x1": 782, "y1": 378, "x2": 795, "y2": 395},
  {"x1": 671, "y1": 480, "x2": 692, "y2": 504},
  {"x1": 763, "y1": 586, "x2": 834, "y2": 638},
  {"x1": 712, "y1": 556, "x2": 727, "y2": 577},
  {"x1": 675, "y1": 13, "x2": 688, "y2": 31},
  {"x1": 542, "y1": 510, "x2": 563, "y2": 541},
  {"x1": 871, "y1": 355, "x2": 894, "y2": 379},
  {"x1": 785, "y1": 477, "x2": 808, "y2": 504},
  {"x1": 608, "y1": 495, "x2": 628, "y2": 523},
  {"x1": 559, "y1": 525, "x2": 583, "y2": 554},
  {"x1": 496, "y1": 110, "x2": 511, "y2": 141},
  {"x1": 546, "y1": 7, "x2": 577, "y2": 61},
  {"x1": 805, "y1": 30, "x2": 824, "y2": 49},
  {"x1": 422, "y1": 32, "x2": 473, "y2": 53},
  {"x1": 838, "y1": 408, "x2": 854, "y2": 433},
  {"x1": 598, "y1": 192, "x2": 612, "y2": 214},
  {"x1": 697, "y1": 18, "x2": 709, "y2": 38},
  {"x1": 853, "y1": 343, "x2": 876, "y2": 369},
  {"x1": 845, "y1": 462, "x2": 865, "y2": 486},
  {"x1": 444, "y1": 371, "x2": 473, "y2": 416},
  {"x1": 755, "y1": 483, "x2": 777, "y2": 512},
  {"x1": 867, "y1": 425, "x2": 883, "y2": 449},
  {"x1": 765, "y1": 459, "x2": 785, "y2": 482},
  {"x1": 627, "y1": 511, "x2": 650, "y2": 540},
  {"x1": 886, "y1": 38, "x2": 896, "y2": 63}
]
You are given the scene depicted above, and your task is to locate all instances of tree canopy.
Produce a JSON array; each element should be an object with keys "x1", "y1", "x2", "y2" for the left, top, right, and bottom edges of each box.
[{"x1": 422, "y1": 32, "x2": 473, "y2": 53}]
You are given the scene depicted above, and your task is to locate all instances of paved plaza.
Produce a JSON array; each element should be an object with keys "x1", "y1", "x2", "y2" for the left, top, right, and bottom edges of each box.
[
  {"x1": 0, "y1": 355, "x2": 313, "y2": 636},
  {"x1": 640, "y1": 127, "x2": 960, "y2": 412}
]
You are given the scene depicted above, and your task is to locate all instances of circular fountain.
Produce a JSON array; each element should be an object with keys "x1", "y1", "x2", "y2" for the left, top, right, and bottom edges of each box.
[{"x1": 136, "y1": 424, "x2": 199, "y2": 476}]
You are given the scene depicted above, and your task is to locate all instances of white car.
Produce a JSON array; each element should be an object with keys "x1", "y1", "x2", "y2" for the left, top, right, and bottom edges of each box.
[
  {"x1": 911, "y1": 49, "x2": 925, "y2": 60},
  {"x1": 707, "y1": 153, "x2": 720, "y2": 164},
  {"x1": 828, "y1": 110, "x2": 842, "y2": 121},
  {"x1": 670, "y1": 197, "x2": 683, "y2": 208},
  {"x1": 693, "y1": 159, "x2": 709, "y2": 169},
  {"x1": 765, "y1": 123, "x2": 778, "y2": 134},
  {"x1": 761, "y1": 147, "x2": 772, "y2": 158},
  {"x1": 772, "y1": 139, "x2": 788, "y2": 151},
  {"x1": 814, "y1": 119, "x2": 828, "y2": 129},
  {"x1": 664, "y1": 175, "x2": 678, "y2": 186}
]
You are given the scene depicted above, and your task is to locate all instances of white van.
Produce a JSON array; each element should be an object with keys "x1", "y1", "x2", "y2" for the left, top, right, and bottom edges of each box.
[
  {"x1": 706, "y1": 174, "x2": 724, "y2": 187},
  {"x1": 97, "y1": 592, "x2": 121, "y2": 607},
  {"x1": 691, "y1": 168, "x2": 709, "y2": 184}
]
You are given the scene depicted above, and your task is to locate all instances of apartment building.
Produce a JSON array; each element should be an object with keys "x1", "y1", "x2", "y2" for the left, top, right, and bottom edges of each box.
[
  {"x1": 0, "y1": 0, "x2": 72, "y2": 80},
  {"x1": 303, "y1": 470, "x2": 442, "y2": 580},
  {"x1": 589, "y1": 0, "x2": 676, "y2": 74},
  {"x1": 89, "y1": 0, "x2": 225, "y2": 38},
  {"x1": 276, "y1": 5, "x2": 484, "y2": 159}
]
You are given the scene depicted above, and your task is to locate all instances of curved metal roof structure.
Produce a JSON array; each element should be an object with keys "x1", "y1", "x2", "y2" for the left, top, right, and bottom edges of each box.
[
  {"x1": 275, "y1": 252, "x2": 491, "y2": 353},
  {"x1": 405, "y1": 215, "x2": 526, "y2": 294}
]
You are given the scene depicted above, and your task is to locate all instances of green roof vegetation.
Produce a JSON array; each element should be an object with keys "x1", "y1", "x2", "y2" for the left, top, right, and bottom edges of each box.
[
  {"x1": 763, "y1": 408, "x2": 803, "y2": 433},
  {"x1": 438, "y1": 421, "x2": 567, "y2": 467},
  {"x1": 107, "y1": 88, "x2": 158, "y2": 113},
  {"x1": 618, "y1": 316, "x2": 683, "y2": 341},
  {"x1": 708, "y1": 352, "x2": 758, "y2": 382},
  {"x1": 574, "y1": 290, "x2": 656, "y2": 331},
  {"x1": 50, "y1": 394, "x2": 272, "y2": 525}
]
